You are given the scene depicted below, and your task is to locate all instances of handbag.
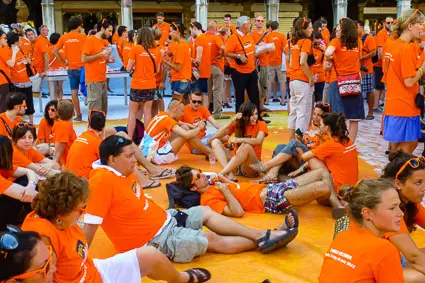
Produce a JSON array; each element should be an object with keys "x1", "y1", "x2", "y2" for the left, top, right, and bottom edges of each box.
[
  {"x1": 333, "y1": 43, "x2": 362, "y2": 97},
  {"x1": 20, "y1": 49, "x2": 37, "y2": 78},
  {"x1": 235, "y1": 34, "x2": 248, "y2": 65}
]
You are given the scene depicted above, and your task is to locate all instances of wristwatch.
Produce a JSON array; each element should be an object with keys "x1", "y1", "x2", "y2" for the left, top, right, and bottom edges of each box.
[{"x1": 236, "y1": 54, "x2": 241, "y2": 59}]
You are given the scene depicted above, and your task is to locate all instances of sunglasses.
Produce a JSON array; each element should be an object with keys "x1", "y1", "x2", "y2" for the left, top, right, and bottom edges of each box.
[
  {"x1": 407, "y1": 9, "x2": 423, "y2": 24},
  {"x1": 12, "y1": 245, "x2": 53, "y2": 280},
  {"x1": 191, "y1": 169, "x2": 203, "y2": 184},
  {"x1": 256, "y1": 20, "x2": 264, "y2": 22},
  {"x1": 74, "y1": 206, "x2": 86, "y2": 215},
  {"x1": 191, "y1": 99, "x2": 202, "y2": 105},
  {"x1": 115, "y1": 137, "x2": 126, "y2": 146},
  {"x1": 17, "y1": 122, "x2": 35, "y2": 128},
  {"x1": 48, "y1": 108, "x2": 56, "y2": 113},
  {"x1": 395, "y1": 156, "x2": 425, "y2": 180},
  {"x1": 0, "y1": 225, "x2": 21, "y2": 259}
]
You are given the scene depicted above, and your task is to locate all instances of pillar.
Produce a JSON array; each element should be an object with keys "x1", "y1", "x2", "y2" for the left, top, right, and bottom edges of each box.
[
  {"x1": 41, "y1": 0, "x2": 55, "y2": 35},
  {"x1": 195, "y1": 0, "x2": 208, "y2": 30},
  {"x1": 333, "y1": 0, "x2": 348, "y2": 25},
  {"x1": 397, "y1": 0, "x2": 411, "y2": 18},
  {"x1": 265, "y1": 0, "x2": 279, "y2": 21},
  {"x1": 121, "y1": 0, "x2": 133, "y2": 30}
]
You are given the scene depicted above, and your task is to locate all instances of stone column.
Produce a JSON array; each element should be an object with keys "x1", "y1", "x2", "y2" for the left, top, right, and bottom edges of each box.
[
  {"x1": 333, "y1": 0, "x2": 348, "y2": 25},
  {"x1": 41, "y1": 0, "x2": 55, "y2": 35},
  {"x1": 121, "y1": 0, "x2": 133, "y2": 30},
  {"x1": 195, "y1": 0, "x2": 208, "y2": 30},
  {"x1": 397, "y1": 0, "x2": 411, "y2": 18},
  {"x1": 265, "y1": 0, "x2": 279, "y2": 21}
]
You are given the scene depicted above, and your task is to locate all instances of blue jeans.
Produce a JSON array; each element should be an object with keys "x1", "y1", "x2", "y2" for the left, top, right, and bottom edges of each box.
[{"x1": 67, "y1": 68, "x2": 82, "y2": 91}]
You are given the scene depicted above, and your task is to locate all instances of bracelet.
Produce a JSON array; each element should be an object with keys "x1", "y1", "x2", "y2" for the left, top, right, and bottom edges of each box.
[
  {"x1": 419, "y1": 67, "x2": 425, "y2": 74},
  {"x1": 29, "y1": 181, "x2": 37, "y2": 186}
]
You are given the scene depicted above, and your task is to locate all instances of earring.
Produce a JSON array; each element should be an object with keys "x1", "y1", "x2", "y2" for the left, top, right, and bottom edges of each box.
[{"x1": 56, "y1": 218, "x2": 63, "y2": 225}]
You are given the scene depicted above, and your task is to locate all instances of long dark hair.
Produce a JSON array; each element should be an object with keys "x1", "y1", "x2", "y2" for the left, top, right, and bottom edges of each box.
[
  {"x1": 291, "y1": 17, "x2": 312, "y2": 45},
  {"x1": 0, "y1": 135, "x2": 13, "y2": 171},
  {"x1": 322, "y1": 112, "x2": 350, "y2": 145},
  {"x1": 138, "y1": 26, "x2": 155, "y2": 49},
  {"x1": 382, "y1": 150, "x2": 425, "y2": 232},
  {"x1": 11, "y1": 124, "x2": 37, "y2": 145},
  {"x1": 339, "y1": 18, "x2": 358, "y2": 50},
  {"x1": 235, "y1": 102, "x2": 258, "y2": 138},
  {"x1": 128, "y1": 30, "x2": 136, "y2": 43},
  {"x1": 44, "y1": 100, "x2": 58, "y2": 126}
]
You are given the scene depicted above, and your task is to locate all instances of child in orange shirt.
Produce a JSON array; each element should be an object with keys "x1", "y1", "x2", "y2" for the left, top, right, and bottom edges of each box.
[
  {"x1": 319, "y1": 179, "x2": 404, "y2": 282},
  {"x1": 47, "y1": 33, "x2": 66, "y2": 100},
  {"x1": 52, "y1": 99, "x2": 77, "y2": 165}
]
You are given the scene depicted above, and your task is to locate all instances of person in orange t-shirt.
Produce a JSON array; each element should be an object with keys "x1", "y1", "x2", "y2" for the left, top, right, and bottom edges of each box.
[
  {"x1": 374, "y1": 16, "x2": 393, "y2": 100},
  {"x1": 126, "y1": 27, "x2": 161, "y2": 138},
  {"x1": 21, "y1": 29, "x2": 35, "y2": 58},
  {"x1": 224, "y1": 16, "x2": 260, "y2": 115},
  {"x1": 82, "y1": 19, "x2": 114, "y2": 114},
  {"x1": 37, "y1": 100, "x2": 57, "y2": 145},
  {"x1": 21, "y1": 172, "x2": 210, "y2": 283},
  {"x1": 219, "y1": 14, "x2": 237, "y2": 36},
  {"x1": 84, "y1": 135, "x2": 298, "y2": 262},
  {"x1": 32, "y1": 25, "x2": 49, "y2": 76},
  {"x1": 153, "y1": 12, "x2": 171, "y2": 47},
  {"x1": 122, "y1": 30, "x2": 135, "y2": 69},
  {"x1": 210, "y1": 102, "x2": 268, "y2": 181},
  {"x1": 288, "y1": 17, "x2": 314, "y2": 140},
  {"x1": 163, "y1": 23, "x2": 192, "y2": 99},
  {"x1": 382, "y1": 10, "x2": 425, "y2": 154},
  {"x1": 319, "y1": 179, "x2": 404, "y2": 283},
  {"x1": 267, "y1": 21, "x2": 287, "y2": 105},
  {"x1": 47, "y1": 33, "x2": 66, "y2": 100},
  {"x1": 311, "y1": 31, "x2": 326, "y2": 102},
  {"x1": 0, "y1": 30, "x2": 12, "y2": 112},
  {"x1": 0, "y1": 92, "x2": 25, "y2": 137},
  {"x1": 321, "y1": 19, "x2": 331, "y2": 45},
  {"x1": 116, "y1": 25, "x2": 128, "y2": 63},
  {"x1": 52, "y1": 99, "x2": 77, "y2": 165},
  {"x1": 66, "y1": 111, "x2": 104, "y2": 179}
]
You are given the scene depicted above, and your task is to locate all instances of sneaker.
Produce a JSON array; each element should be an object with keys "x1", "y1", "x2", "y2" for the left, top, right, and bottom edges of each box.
[
  {"x1": 214, "y1": 114, "x2": 230, "y2": 119},
  {"x1": 73, "y1": 114, "x2": 82, "y2": 122}
]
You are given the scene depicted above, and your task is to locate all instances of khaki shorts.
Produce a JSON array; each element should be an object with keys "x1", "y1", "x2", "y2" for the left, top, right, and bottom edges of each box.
[
  {"x1": 30, "y1": 74, "x2": 42, "y2": 93},
  {"x1": 87, "y1": 82, "x2": 108, "y2": 114},
  {"x1": 147, "y1": 206, "x2": 208, "y2": 263},
  {"x1": 258, "y1": 66, "x2": 268, "y2": 94},
  {"x1": 268, "y1": 65, "x2": 286, "y2": 84}
]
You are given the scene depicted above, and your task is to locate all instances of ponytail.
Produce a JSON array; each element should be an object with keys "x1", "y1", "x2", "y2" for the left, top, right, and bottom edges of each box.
[{"x1": 322, "y1": 112, "x2": 350, "y2": 145}]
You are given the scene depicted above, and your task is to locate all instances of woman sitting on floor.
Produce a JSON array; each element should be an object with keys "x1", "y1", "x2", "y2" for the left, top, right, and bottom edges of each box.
[
  {"x1": 36, "y1": 99, "x2": 57, "y2": 156},
  {"x1": 319, "y1": 178, "x2": 404, "y2": 282},
  {"x1": 11, "y1": 122, "x2": 60, "y2": 178},
  {"x1": 250, "y1": 102, "x2": 330, "y2": 183},
  {"x1": 210, "y1": 102, "x2": 268, "y2": 181},
  {"x1": 21, "y1": 172, "x2": 212, "y2": 283}
]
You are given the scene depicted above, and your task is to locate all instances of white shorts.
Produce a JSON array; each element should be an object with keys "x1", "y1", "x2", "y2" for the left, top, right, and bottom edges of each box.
[
  {"x1": 29, "y1": 74, "x2": 42, "y2": 93},
  {"x1": 93, "y1": 249, "x2": 141, "y2": 283},
  {"x1": 152, "y1": 141, "x2": 178, "y2": 165}
]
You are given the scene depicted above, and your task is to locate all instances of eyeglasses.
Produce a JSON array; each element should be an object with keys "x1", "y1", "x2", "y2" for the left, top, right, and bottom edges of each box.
[
  {"x1": 191, "y1": 99, "x2": 202, "y2": 105},
  {"x1": 12, "y1": 245, "x2": 53, "y2": 280},
  {"x1": 74, "y1": 206, "x2": 86, "y2": 215},
  {"x1": 17, "y1": 122, "x2": 35, "y2": 128},
  {"x1": 0, "y1": 226, "x2": 21, "y2": 259},
  {"x1": 385, "y1": 21, "x2": 393, "y2": 25},
  {"x1": 395, "y1": 156, "x2": 425, "y2": 181},
  {"x1": 48, "y1": 108, "x2": 56, "y2": 113},
  {"x1": 191, "y1": 169, "x2": 203, "y2": 184}
]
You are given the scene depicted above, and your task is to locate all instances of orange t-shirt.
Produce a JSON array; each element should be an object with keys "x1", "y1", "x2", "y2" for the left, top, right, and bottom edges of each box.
[
  {"x1": 12, "y1": 146, "x2": 45, "y2": 168},
  {"x1": 20, "y1": 37, "x2": 33, "y2": 58},
  {"x1": 0, "y1": 112, "x2": 23, "y2": 137},
  {"x1": 384, "y1": 203, "x2": 425, "y2": 239},
  {"x1": 193, "y1": 34, "x2": 212, "y2": 79},
  {"x1": 383, "y1": 39, "x2": 420, "y2": 117},
  {"x1": 66, "y1": 130, "x2": 102, "y2": 179},
  {"x1": 0, "y1": 167, "x2": 16, "y2": 194},
  {"x1": 55, "y1": 31, "x2": 87, "y2": 70},
  {"x1": 116, "y1": 37, "x2": 125, "y2": 61},
  {"x1": 129, "y1": 45, "x2": 160, "y2": 90},
  {"x1": 153, "y1": 22, "x2": 171, "y2": 47},
  {"x1": 374, "y1": 28, "x2": 390, "y2": 68},
  {"x1": 9, "y1": 47, "x2": 30, "y2": 83},
  {"x1": 201, "y1": 182, "x2": 266, "y2": 214},
  {"x1": 268, "y1": 31, "x2": 287, "y2": 67},
  {"x1": 321, "y1": 27, "x2": 331, "y2": 45},
  {"x1": 122, "y1": 41, "x2": 134, "y2": 68},
  {"x1": 206, "y1": 33, "x2": 225, "y2": 71},
  {"x1": 155, "y1": 44, "x2": 166, "y2": 87},
  {"x1": 224, "y1": 32, "x2": 256, "y2": 74},
  {"x1": 145, "y1": 111, "x2": 178, "y2": 149},
  {"x1": 0, "y1": 47, "x2": 11, "y2": 85},
  {"x1": 324, "y1": 58, "x2": 337, "y2": 84},
  {"x1": 311, "y1": 48, "x2": 325, "y2": 83},
  {"x1": 181, "y1": 104, "x2": 211, "y2": 139},
  {"x1": 251, "y1": 30, "x2": 270, "y2": 67},
  {"x1": 170, "y1": 41, "x2": 192, "y2": 82},
  {"x1": 311, "y1": 138, "x2": 358, "y2": 191},
  {"x1": 112, "y1": 32, "x2": 119, "y2": 45},
  {"x1": 228, "y1": 120, "x2": 268, "y2": 160},
  {"x1": 22, "y1": 212, "x2": 102, "y2": 283},
  {"x1": 48, "y1": 45, "x2": 66, "y2": 70},
  {"x1": 360, "y1": 34, "x2": 376, "y2": 75},
  {"x1": 329, "y1": 38, "x2": 361, "y2": 76},
  {"x1": 318, "y1": 227, "x2": 404, "y2": 283},
  {"x1": 32, "y1": 35, "x2": 49, "y2": 73},
  {"x1": 290, "y1": 39, "x2": 313, "y2": 83},
  {"x1": 37, "y1": 118, "x2": 54, "y2": 143},
  {"x1": 86, "y1": 166, "x2": 168, "y2": 253},
  {"x1": 52, "y1": 120, "x2": 77, "y2": 165},
  {"x1": 82, "y1": 35, "x2": 110, "y2": 83}
]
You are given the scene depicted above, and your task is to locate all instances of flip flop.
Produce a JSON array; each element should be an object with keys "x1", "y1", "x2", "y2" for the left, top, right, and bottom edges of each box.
[
  {"x1": 256, "y1": 228, "x2": 298, "y2": 254},
  {"x1": 184, "y1": 268, "x2": 211, "y2": 283},
  {"x1": 285, "y1": 209, "x2": 299, "y2": 229},
  {"x1": 150, "y1": 169, "x2": 175, "y2": 180},
  {"x1": 143, "y1": 180, "x2": 161, "y2": 189}
]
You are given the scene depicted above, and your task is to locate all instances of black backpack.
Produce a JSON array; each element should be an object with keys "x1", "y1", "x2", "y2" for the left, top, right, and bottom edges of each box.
[
  {"x1": 166, "y1": 182, "x2": 200, "y2": 209},
  {"x1": 362, "y1": 34, "x2": 379, "y2": 64}
]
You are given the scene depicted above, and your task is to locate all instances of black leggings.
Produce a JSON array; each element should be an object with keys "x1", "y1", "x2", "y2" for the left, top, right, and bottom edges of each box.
[{"x1": 231, "y1": 69, "x2": 261, "y2": 115}]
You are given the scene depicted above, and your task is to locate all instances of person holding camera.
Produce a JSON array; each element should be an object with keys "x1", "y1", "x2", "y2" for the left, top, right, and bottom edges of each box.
[{"x1": 356, "y1": 21, "x2": 377, "y2": 120}]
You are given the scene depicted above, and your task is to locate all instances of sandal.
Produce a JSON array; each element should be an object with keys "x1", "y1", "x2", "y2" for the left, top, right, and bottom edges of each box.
[
  {"x1": 255, "y1": 175, "x2": 278, "y2": 184},
  {"x1": 150, "y1": 169, "x2": 175, "y2": 180},
  {"x1": 184, "y1": 268, "x2": 211, "y2": 283},
  {"x1": 143, "y1": 180, "x2": 161, "y2": 189},
  {"x1": 249, "y1": 162, "x2": 266, "y2": 173},
  {"x1": 285, "y1": 209, "x2": 299, "y2": 229},
  {"x1": 255, "y1": 228, "x2": 298, "y2": 254}
]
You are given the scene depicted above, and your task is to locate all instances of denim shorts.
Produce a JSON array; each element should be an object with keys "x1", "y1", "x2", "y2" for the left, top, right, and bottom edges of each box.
[
  {"x1": 191, "y1": 78, "x2": 208, "y2": 94},
  {"x1": 171, "y1": 80, "x2": 191, "y2": 95},
  {"x1": 67, "y1": 69, "x2": 82, "y2": 90}
]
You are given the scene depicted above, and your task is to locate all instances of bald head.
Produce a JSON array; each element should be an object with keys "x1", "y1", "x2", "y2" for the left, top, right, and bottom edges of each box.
[
  {"x1": 208, "y1": 21, "x2": 217, "y2": 32},
  {"x1": 168, "y1": 99, "x2": 184, "y2": 119}
]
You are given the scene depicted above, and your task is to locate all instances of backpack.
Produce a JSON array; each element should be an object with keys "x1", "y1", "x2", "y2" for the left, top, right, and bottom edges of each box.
[
  {"x1": 362, "y1": 34, "x2": 379, "y2": 64},
  {"x1": 166, "y1": 182, "x2": 201, "y2": 209},
  {"x1": 132, "y1": 119, "x2": 145, "y2": 146}
]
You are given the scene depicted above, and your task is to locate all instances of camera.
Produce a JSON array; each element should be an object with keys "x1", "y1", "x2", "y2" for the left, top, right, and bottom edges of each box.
[{"x1": 360, "y1": 65, "x2": 368, "y2": 72}]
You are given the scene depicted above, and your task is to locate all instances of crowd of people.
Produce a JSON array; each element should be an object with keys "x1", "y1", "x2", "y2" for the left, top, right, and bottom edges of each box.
[{"x1": 0, "y1": 7, "x2": 425, "y2": 283}]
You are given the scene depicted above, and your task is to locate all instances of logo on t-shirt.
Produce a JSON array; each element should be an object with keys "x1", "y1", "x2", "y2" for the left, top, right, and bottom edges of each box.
[
  {"x1": 131, "y1": 181, "x2": 141, "y2": 199},
  {"x1": 76, "y1": 240, "x2": 88, "y2": 261},
  {"x1": 193, "y1": 117, "x2": 201, "y2": 127}
]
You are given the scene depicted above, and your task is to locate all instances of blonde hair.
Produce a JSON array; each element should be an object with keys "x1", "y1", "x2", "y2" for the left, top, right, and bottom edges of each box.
[{"x1": 391, "y1": 9, "x2": 425, "y2": 39}]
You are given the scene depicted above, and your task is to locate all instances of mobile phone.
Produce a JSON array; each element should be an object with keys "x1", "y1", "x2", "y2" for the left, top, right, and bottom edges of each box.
[{"x1": 295, "y1": 128, "x2": 303, "y2": 137}]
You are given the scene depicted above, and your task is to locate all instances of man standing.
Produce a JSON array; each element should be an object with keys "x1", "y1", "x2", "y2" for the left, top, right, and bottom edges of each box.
[
  {"x1": 32, "y1": 25, "x2": 49, "y2": 102},
  {"x1": 116, "y1": 25, "x2": 128, "y2": 65},
  {"x1": 82, "y1": 19, "x2": 114, "y2": 114},
  {"x1": 21, "y1": 29, "x2": 35, "y2": 58},
  {"x1": 221, "y1": 14, "x2": 236, "y2": 35},
  {"x1": 153, "y1": 12, "x2": 171, "y2": 47},
  {"x1": 267, "y1": 21, "x2": 287, "y2": 106},
  {"x1": 53, "y1": 17, "x2": 86, "y2": 121},
  {"x1": 356, "y1": 20, "x2": 376, "y2": 120}
]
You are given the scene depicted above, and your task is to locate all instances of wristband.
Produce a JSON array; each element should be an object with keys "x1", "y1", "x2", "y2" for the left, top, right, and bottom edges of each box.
[
  {"x1": 29, "y1": 181, "x2": 37, "y2": 186},
  {"x1": 419, "y1": 67, "x2": 425, "y2": 74}
]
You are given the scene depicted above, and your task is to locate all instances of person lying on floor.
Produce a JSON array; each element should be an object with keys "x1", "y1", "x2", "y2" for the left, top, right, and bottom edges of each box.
[
  {"x1": 140, "y1": 99, "x2": 211, "y2": 165},
  {"x1": 249, "y1": 102, "x2": 330, "y2": 183},
  {"x1": 174, "y1": 165, "x2": 342, "y2": 218},
  {"x1": 83, "y1": 135, "x2": 298, "y2": 263},
  {"x1": 19, "y1": 172, "x2": 212, "y2": 283},
  {"x1": 209, "y1": 101, "x2": 268, "y2": 181}
]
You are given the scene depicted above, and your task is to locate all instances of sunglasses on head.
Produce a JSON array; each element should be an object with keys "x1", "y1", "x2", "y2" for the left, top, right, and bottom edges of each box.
[
  {"x1": 407, "y1": 9, "x2": 423, "y2": 24},
  {"x1": 395, "y1": 156, "x2": 425, "y2": 181},
  {"x1": 0, "y1": 225, "x2": 21, "y2": 259},
  {"x1": 191, "y1": 169, "x2": 203, "y2": 184},
  {"x1": 12, "y1": 245, "x2": 53, "y2": 280},
  {"x1": 171, "y1": 22, "x2": 179, "y2": 30},
  {"x1": 17, "y1": 122, "x2": 35, "y2": 128}
]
